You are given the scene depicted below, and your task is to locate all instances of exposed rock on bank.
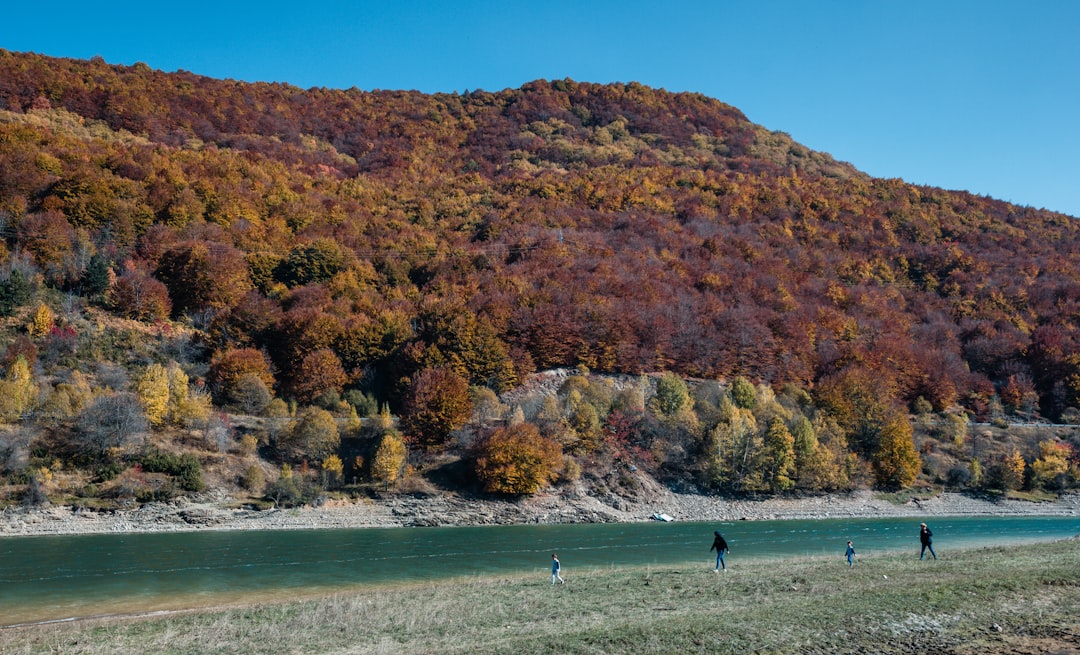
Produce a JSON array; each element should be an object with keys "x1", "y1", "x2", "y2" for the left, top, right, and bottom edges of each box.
[{"x1": 2, "y1": 486, "x2": 1078, "y2": 536}]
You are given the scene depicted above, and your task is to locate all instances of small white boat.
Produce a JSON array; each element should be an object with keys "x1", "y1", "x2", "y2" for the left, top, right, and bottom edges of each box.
[{"x1": 651, "y1": 513, "x2": 674, "y2": 522}]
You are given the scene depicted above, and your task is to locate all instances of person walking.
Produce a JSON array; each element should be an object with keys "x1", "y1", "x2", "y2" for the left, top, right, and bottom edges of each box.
[
  {"x1": 551, "y1": 553, "x2": 565, "y2": 585},
  {"x1": 710, "y1": 530, "x2": 729, "y2": 572},
  {"x1": 919, "y1": 523, "x2": 937, "y2": 560},
  {"x1": 845, "y1": 540, "x2": 856, "y2": 567}
]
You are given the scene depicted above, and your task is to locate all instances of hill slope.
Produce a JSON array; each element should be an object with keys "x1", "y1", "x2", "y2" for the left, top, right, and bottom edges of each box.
[
  {"x1": 0, "y1": 51, "x2": 1079, "y2": 509},
  {"x1": 2, "y1": 50, "x2": 1078, "y2": 417}
]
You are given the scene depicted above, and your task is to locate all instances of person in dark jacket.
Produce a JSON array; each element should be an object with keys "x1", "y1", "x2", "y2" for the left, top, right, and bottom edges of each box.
[
  {"x1": 710, "y1": 531, "x2": 729, "y2": 572},
  {"x1": 845, "y1": 540, "x2": 856, "y2": 567},
  {"x1": 919, "y1": 523, "x2": 937, "y2": 560}
]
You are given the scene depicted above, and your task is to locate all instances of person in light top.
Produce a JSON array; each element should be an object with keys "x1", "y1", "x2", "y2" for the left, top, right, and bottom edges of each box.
[{"x1": 551, "y1": 553, "x2": 565, "y2": 585}]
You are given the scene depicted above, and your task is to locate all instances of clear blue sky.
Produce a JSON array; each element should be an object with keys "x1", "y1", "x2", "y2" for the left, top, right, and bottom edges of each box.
[{"x1": 3, "y1": 1, "x2": 1078, "y2": 216}]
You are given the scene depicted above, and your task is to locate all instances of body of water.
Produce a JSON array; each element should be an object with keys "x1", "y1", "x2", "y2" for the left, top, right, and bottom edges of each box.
[{"x1": 1, "y1": 515, "x2": 1077, "y2": 626}]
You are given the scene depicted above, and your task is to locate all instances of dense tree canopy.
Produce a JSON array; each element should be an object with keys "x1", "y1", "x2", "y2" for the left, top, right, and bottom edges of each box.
[{"x1": 3, "y1": 51, "x2": 1077, "y2": 422}]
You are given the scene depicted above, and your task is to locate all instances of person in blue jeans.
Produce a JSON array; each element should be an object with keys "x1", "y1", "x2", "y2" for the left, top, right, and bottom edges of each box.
[
  {"x1": 845, "y1": 541, "x2": 856, "y2": 567},
  {"x1": 919, "y1": 523, "x2": 937, "y2": 560},
  {"x1": 710, "y1": 531, "x2": 729, "y2": 572},
  {"x1": 551, "y1": 553, "x2": 565, "y2": 584}
]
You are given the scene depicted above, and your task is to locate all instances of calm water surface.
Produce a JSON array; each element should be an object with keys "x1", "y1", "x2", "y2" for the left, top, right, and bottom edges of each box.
[{"x1": 1, "y1": 515, "x2": 1077, "y2": 626}]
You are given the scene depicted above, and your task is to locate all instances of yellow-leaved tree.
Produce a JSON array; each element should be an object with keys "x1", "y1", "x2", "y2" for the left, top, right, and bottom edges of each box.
[
  {"x1": 871, "y1": 410, "x2": 921, "y2": 490},
  {"x1": 167, "y1": 362, "x2": 212, "y2": 427},
  {"x1": 1030, "y1": 440, "x2": 1073, "y2": 490},
  {"x1": 137, "y1": 361, "x2": 211, "y2": 428},
  {"x1": 278, "y1": 407, "x2": 340, "y2": 461},
  {"x1": 136, "y1": 363, "x2": 171, "y2": 427},
  {"x1": 39, "y1": 370, "x2": 93, "y2": 423},
  {"x1": 708, "y1": 405, "x2": 760, "y2": 492},
  {"x1": 321, "y1": 454, "x2": 344, "y2": 488},
  {"x1": 762, "y1": 416, "x2": 796, "y2": 492},
  {"x1": 29, "y1": 303, "x2": 54, "y2": 338},
  {"x1": 0, "y1": 356, "x2": 38, "y2": 421},
  {"x1": 1007, "y1": 449, "x2": 1028, "y2": 489},
  {"x1": 371, "y1": 431, "x2": 407, "y2": 490},
  {"x1": 167, "y1": 363, "x2": 189, "y2": 416},
  {"x1": 999, "y1": 449, "x2": 1027, "y2": 491}
]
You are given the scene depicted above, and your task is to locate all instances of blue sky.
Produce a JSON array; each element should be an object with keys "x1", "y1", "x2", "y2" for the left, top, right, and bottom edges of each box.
[{"x1": 3, "y1": 1, "x2": 1078, "y2": 216}]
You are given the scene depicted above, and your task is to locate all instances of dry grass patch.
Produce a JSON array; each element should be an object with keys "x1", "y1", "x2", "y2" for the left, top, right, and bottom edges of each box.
[{"x1": 0, "y1": 541, "x2": 1077, "y2": 655}]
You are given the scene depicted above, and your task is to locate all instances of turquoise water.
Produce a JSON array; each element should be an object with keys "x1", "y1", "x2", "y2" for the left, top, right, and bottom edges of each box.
[{"x1": 1, "y1": 515, "x2": 1077, "y2": 626}]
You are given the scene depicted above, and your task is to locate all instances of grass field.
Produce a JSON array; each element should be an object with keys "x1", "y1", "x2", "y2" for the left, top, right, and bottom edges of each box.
[{"x1": 1, "y1": 540, "x2": 1077, "y2": 654}]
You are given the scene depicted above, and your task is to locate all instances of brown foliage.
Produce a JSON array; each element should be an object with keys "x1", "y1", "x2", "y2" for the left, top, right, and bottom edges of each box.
[
  {"x1": 108, "y1": 264, "x2": 171, "y2": 321},
  {"x1": 155, "y1": 241, "x2": 252, "y2": 317},
  {"x1": 16, "y1": 211, "x2": 75, "y2": 284},
  {"x1": 290, "y1": 348, "x2": 348, "y2": 404},
  {"x1": 208, "y1": 348, "x2": 276, "y2": 403},
  {"x1": 400, "y1": 367, "x2": 473, "y2": 449},
  {"x1": 1, "y1": 335, "x2": 38, "y2": 373}
]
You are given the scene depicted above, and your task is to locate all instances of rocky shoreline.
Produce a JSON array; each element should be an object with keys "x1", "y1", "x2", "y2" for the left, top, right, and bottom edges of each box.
[{"x1": 2, "y1": 486, "x2": 1078, "y2": 536}]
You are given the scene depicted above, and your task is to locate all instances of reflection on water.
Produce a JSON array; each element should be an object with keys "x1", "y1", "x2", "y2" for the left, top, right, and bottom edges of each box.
[{"x1": 1, "y1": 515, "x2": 1077, "y2": 626}]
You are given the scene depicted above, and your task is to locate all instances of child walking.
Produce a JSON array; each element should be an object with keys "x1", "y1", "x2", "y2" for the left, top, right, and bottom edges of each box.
[
  {"x1": 551, "y1": 553, "x2": 565, "y2": 585},
  {"x1": 845, "y1": 541, "x2": 856, "y2": 567}
]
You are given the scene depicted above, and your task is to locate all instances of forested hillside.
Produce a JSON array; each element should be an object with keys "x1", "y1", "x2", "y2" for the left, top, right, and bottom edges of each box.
[{"x1": 0, "y1": 50, "x2": 1077, "y2": 507}]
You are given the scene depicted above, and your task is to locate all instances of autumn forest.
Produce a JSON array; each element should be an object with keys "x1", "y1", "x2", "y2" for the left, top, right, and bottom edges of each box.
[{"x1": 0, "y1": 50, "x2": 1077, "y2": 506}]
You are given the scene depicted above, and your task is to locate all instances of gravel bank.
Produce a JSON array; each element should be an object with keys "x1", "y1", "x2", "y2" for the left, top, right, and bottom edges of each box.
[{"x1": 2, "y1": 485, "x2": 1078, "y2": 536}]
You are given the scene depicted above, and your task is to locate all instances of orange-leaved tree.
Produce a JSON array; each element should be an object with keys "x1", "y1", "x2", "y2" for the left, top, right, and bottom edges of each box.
[
  {"x1": 208, "y1": 348, "x2": 276, "y2": 405},
  {"x1": 473, "y1": 423, "x2": 562, "y2": 495},
  {"x1": 290, "y1": 348, "x2": 348, "y2": 405},
  {"x1": 400, "y1": 367, "x2": 472, "y2": 449},
  {"x1": 154, "y1": 241, "x2": 251, "y2": 317},
  {"x1": 108, "y1": 264, "x2": 171, "y2": 321}
]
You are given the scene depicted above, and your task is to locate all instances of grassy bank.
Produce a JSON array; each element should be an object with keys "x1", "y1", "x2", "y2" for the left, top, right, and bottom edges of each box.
[{"x1": 1, "y1": 540, "x2": 1077, "y2": 655}]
